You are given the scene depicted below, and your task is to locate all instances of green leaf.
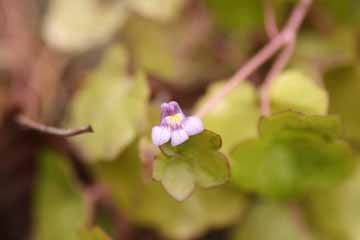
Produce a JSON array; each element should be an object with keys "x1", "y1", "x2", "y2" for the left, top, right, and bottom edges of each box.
[
  {"x1": 124, "y1": 17, "x2": 177, "y2": 80},
  {"x1": 94, "y1": 142, "x2": 246, "y2": 239},
  {"x1": 231, "y1": 201, "x2": 303, "y2": 240},
  {"x1": 292, "y1": 30, "x2": 357, "y2": 72},
  {"x1": 259, "y1": 111, "x2": 342, "y2": 140},
  {"x1": 160, "y1": 157, "x2": 195, "y2": 201},
  {"x1": 270, "y1": 70, "x2": 328, "y2": 115},
  {"x1": 154, "y1": 130, "x2": 230, "y2": 200},
  {"x1": 66, "y1": 45, "x2": 149, "y2": 162},
  {"x1": 195, "y1": 81, "x2": 260, "y2": 152},
  {"x1": 81, "y1": 227, "x2": 112, "y2": 240},
  {"x1": 315, "y1": 0, "x2": 360, "y2": 27},
  {"x1": 305, "y1": 161, "x2": 360, "y2": 240},
  {"x1": 231, "y1": 111, "x2": 354, "y2": 199},
  {"x1": 324, "y1": 66, "x2": 360, "y2": 144},
  {"x1": 34, "y1": 150, "x2": 86, "y2": 240},
  {"x1": 43, "y1": 0, "x2": 128, "y2": 52},
  {"x1": 127, "y1": 0, "x2": 186, "y2": 21},
  {"x1": 205, "y1": 0, "x2": 263, "y2": 44},
  {"x1": 123, "y1": 16, "x2": 236, "y2": 88}
]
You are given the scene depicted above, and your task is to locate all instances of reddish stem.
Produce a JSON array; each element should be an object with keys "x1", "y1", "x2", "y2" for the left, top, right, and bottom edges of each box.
[
  {"x1": 260, "y1": 42, "x2": 295, "y2": 115},
  {"x1": 264, "y1": 0, "x2": 279, "y2": 39},
  {"x1": 288, "y1": 202, "x2": 313, "y2": 240},
  {"x1": 196, "y1": 0, "x2": 312, "y2": 117}
]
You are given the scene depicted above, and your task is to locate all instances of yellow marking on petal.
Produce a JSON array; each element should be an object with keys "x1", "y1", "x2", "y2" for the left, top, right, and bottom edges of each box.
[{"x1": 167, "y1": 113, "x2": 183, "y2": 125}]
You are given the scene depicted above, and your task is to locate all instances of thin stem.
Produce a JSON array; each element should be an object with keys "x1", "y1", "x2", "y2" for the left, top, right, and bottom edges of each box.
[
  {"x1": 259, "y1": 0, "x2": 312, "y2": 116},
  {"x1": 284, "y1": 0, "x2": 312, "y2": 34},
  {"x1": 196, "y1": 0, "x2": 312, "y2": 117},
  {"x1": 49, "y1": 138, "x2": 131, "y2": 240},
  {"x1": 264, "y1": 0, "x2": 279, "y2": 39},
  {"x1": 84, "y1": 184, "x2": 131, "y2": 240},
  {"x1": 16, "y1": 115, "x2": 93, "y2": 137},
  {"x1": 288, "y1": 202, "x2": 313, "y2": 240},
  {"x1": 84, "y1": 185, "x2": 102, "y2": 227},
  {"x1": 260, "y1": 41, "x2": 295, "y2": 115},
  {"x1": 196, "y1": 34, "x2": 285, "y2": 117}
]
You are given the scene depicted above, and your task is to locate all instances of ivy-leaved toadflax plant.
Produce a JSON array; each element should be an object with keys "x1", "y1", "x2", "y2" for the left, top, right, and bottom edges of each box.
[{"x1": 152, "y1": 101, "x2": 204, "y2": 146}]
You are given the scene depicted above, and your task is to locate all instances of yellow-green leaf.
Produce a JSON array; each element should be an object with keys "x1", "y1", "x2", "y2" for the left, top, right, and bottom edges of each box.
[
  {"x1": 231, "y1": 201, "x2": 303, "y2": 240},
  {"x1": 305, "y1": 161, "x2": 360, "y2": 240},
  {"x1": 154, "y1": 130, "x2": 230, "y2": 200},
  {"x1": 94, "y1": 142, "x2": 246, "y2": 240},
  {"x1": 81, "y1": 227, "x2": 112, "y2": 240},
  {"x1": 270, "y1": 70, "x2": 328, "y2": 115},
  {"x1": 67, "y1": 45, "x2": 149, "y2": 161},
  {"x1": 324, "y1": 66, "x2": 360, "y2": 144},
  {"x1": 231, "y1": 112, "x2": 354, "y2": 199},
  {"x1": 195, "y1": 81, "x2": 260, "y2": 152},
  {"x1": 43, "y1": 0, "x2": 128, "y2": 52},
  {"x1": 34, "y1": 150, "x2": 86, "y2": 240},
  {"x1": 127, "y1": 0, "x2": 186, "y2": 21}
]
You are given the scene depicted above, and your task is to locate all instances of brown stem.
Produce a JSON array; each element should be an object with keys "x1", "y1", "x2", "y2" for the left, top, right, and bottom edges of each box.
[
  {"x1": 84, "y1": 184, "x2": 132, "y2": 240},
  {"x1": 16, "y1": 114, "x2": 93, "y2": 137},
  {"x1": 49, "y1": 138, "x2": 131, "y2": 240},
  {"x1": 196, "y1": 0, "x2": 312, "y2": 117}
]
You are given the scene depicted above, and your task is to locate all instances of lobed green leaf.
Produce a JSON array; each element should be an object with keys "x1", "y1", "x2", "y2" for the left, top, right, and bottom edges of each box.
[
  {"x1": 66, "y1": 45, "x2": 149, "y2": 162},
  {"x1": 154, "y1": 130, "x2": 230, "y2": 200},
  {"x1": 231, "y1": 111, "x2": 354, "y2": 199}
]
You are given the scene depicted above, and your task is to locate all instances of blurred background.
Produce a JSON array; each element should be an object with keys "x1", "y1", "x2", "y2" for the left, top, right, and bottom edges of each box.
[{"x1": 0, "y1": 0, "x2": 360, "y2": 240}]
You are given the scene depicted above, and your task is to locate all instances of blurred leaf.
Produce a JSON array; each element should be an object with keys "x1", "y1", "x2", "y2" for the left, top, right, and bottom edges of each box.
[
  {"x1": 154, "y1": 130, "x2": 230, "y2": 201},
  {"x1": 124, "y1": 17, "x2": 177, "y2": 80},
  {"x1": 324, "y1": 66, "x2": 360, "y2": 145},
  {"x1": 123, "y1": 16, "x2": 235, "y2": 88},
  {"x1": 95, "y1": 141, "x2": 246, "y2": 239},
  {"x1": 316, "y1": 0, "x2": 360, "y2": 27},
  {"x1": 270, "y1": 69, "x2": 328, "y2": 115},
  {"x1": 305, "y1": 161, "x2": 360, "y2": 240},
  {"x1": 292, "y1": 31, "x2": 357, "y2": 72},
  {"x1": 259, "y1": 111, "x2": 341, "y2": 140},
  {"x1": 231, "y1": 201, "x2": 303, "y2": 240},
  {"x1": 43, "y1": 0, "x2": 128, "y2": 52},
  {"x1": 205, "y1": 0, "x2": 263, "y2": 40},
  {"x1": 231, "y1": 111, "x2": 354, "y2": 199},
  {"x1": 34, "y1": 150, "x2": 86, "y2": 240},
  {"x1": 155, "y1": 156, "x2": 195, "y2": 201},
  {"x1": 195, "y1": 81, "x2": 260, "y2": 152},
  {"x1": 136, "y1": 184, "x2": 247, "y2": 240},
  {"x1": 127, "y1": 0, "x2": 186, "y2": 21},
  {"x1": 81, "y1": 227, "x2": 111, "y2": 240},
  {"x1": 67, "y1": 45, "x2": 149, "y2": 162}
]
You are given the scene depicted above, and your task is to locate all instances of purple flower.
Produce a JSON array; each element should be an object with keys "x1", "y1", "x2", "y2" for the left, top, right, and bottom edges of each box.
[{"x1": 152, "y1": 101, "x2": 204, "y2": 146}]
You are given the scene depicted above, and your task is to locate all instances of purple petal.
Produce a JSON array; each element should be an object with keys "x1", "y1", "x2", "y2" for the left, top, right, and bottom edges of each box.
[
  {"x1": 152, "y1": 125, "x2": 171, "y2": 146},
  {"x1": 171, "y1": 129, "x2": 189, "y2": 146},
  {"x1": 160, "y1": 103, "x2": 171, "y2": 120},
  {"x1": 183, "y1": 116, "x2": 204, "y2": 136},
  {"x1": 169, "y1": 101, "x2": 183, "y2": 114}
]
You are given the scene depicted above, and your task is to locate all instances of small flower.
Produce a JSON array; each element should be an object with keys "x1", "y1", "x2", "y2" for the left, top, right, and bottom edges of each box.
[{"x1": 152, "y1": 101, "x2": 204, "y2": 146}]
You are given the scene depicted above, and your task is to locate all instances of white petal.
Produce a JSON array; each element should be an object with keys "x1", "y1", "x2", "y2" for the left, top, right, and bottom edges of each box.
[
  {"x1": 171, "y1": 129, "x2": 189, "y2": 146},
  {"x1": 152, "y1": 126, "x2": 171, "y2": 146},
  {"x1": 183, "y1": 116, "x2": 204, "y2": 136}
]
